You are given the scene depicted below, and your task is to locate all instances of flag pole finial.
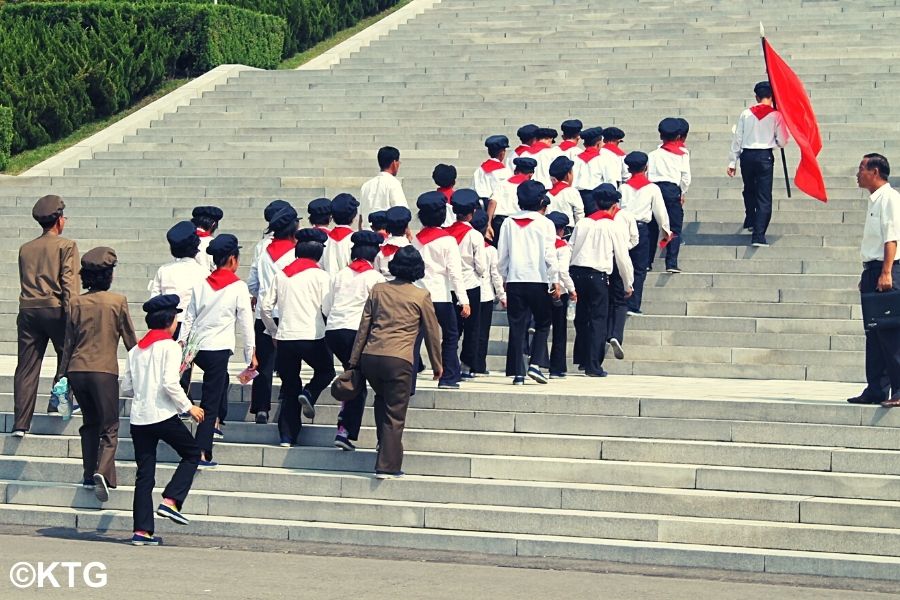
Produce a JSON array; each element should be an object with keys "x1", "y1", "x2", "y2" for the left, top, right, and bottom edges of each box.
[{"x1": 760, "y1": 22, "x2": 766, "y2": 38}]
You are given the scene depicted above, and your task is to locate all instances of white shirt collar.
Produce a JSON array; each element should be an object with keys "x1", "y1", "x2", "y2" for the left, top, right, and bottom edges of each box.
[{"x1": 870, "y1": 182, "x2": 892, "y2": 202}]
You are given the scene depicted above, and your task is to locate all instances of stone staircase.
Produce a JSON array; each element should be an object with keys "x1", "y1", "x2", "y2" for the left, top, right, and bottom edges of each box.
[{"x1": 1, "y1": 0, "x2": 900, "y2": 581}]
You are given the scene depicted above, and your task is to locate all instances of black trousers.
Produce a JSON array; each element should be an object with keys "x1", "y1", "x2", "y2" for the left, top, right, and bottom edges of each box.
[
  {"x1": 740, "y1": 148, "x2": 775, "y2": 241},
  {"x1": 13, "y1": 307, "x2": 66, "y2": 431},
  {"x1": 627, "y1": 222, "x2": 650, "y2": 312},
  {"x1": 549, "y1": 293, "x2": 569, "y2": 374},
  {"x1": 172, "y1": 323, "x2": 193, "y2": 398},
  {"x1": 658, "y1": 181, "x2": 683, "y2": 270},
  {"x1": 131, "y1": 415, "x2": 201, "y2": 534},
  {"x1": 68, "y1": 372, "x2": 120, "y2": 487},
  {"x1": 505, "y1": 282, "x2": 551, "y2": 377},
  {"x1": 607, "y1": 266, "x2": 628, "y2": 343},
  {"x1": 490, "y1": 215, "x2": 508, "y2": 248},
  {"x1": 457, "y1": 287, "x2": 481, "y2": 371},
  {"x1": 861, "y1": 263, "x2": 900, "y2": 400},
  {"x1": 362, "y1": 354, "x2": 414, "y2": 474},
  {"x1": 326, "y1": 329, "x2": 367, "y2": 441},
  {"x1": 571, "y1": 266, "x2": 609, "y2": 373},
  {"x1": 275, "y1": 338, "x2": 336, "y2": 444},
  {"x1": 192, "y1": 349, "x2": 231, "y2": 459},
  {"x1": 474, "y1": 300, "x2": 495, "y2": 373},
  {"x1": 251, "y1": 319, "x2": 276, "y2": 414}
]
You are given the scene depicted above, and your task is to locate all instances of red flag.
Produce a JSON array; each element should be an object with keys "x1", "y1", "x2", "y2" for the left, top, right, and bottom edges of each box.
[{"x1": 762, "y1": 38, "x2": 828, "y2": 202}]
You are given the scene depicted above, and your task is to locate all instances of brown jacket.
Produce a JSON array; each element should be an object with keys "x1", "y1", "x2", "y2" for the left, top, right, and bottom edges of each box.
[
  {"x1": 60, "y1": 291, "x2": 137, "y2": 375},
  {"x1": 18, "y1": 233, "x2": 79, "y2": 310},
  {"x1": 350, "y1": 280, "x2": 442, "y2": 369}
]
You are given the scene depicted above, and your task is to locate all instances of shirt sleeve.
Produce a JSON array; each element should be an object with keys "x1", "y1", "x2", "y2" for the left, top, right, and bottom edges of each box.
[
  {"x1": 148, "y1": 269, "x2": 162, "y2": 298},
  {"x1": 471, "y1": 233, "x2": 488, "y2": 279},
  {"x1": 543, "y1": 221, "x2": 560, "y2": 286},
  {"x1": 612, "y1": 227, "x2": 635, "y2": 291},
  {"x1": 420, "y1": 291, "x2": 443, "y2": 369},
  {"x1": 163, "y1": 344, "x2": 192, "y2": 413},
  {"x1": 59, "y1": 310, "x2": 76, "y2": 376},
  {"x1": 349, "y1": 295, "x2": 374, "y2": 368},
  {"x1": 121, "y1": 354, "x2": 134, "y2": 397},
  {"x1": 391, "y1": 179, "x2": 408, "y2": 208},
  {"x1": 260, "y1": 277, "x2": 279, "y2": 338},
  {"x1": 680, "y1": 153, "x2": 692, "y2": 195},
  {"x1": 322, "y1": 275, "x2": 337, "y2": 319},
  {"x1": 775, "y1": 111, "x2": 790, "y2": 148},
  {"x1": 882, "y1": 194, "x2": 900, "y2": 245},
  {"x1": 61, "y1": 242, "x2": 79, "y2": 313},
  {"x1": 650, "y1": 187, "x2": 672, "y2": 235},
  {"x1": 236, "y1": 284, "x2": 255, "y2": 364},
  {"x1": 247, "y1": 252, "x2": 262, "y2": 297},
  {"x1": 120, "y1": 300, "x2": 138, "y2": 351},
  {"x1": 497, "y1": 225, "x2": 510, "y2": 280},
  {"x1": 729, "y1": 111, "x2": 745, "y2": 168},
  {"x1": 445, "y1": 242, "x2": 470, "y2": 305},
  {"x1": 570, "y1": 191, "x2": 585, "y2": 223},
  {"x1": 488, "y1": 248, "x2": 506, "y2": 301},
  {"x1": 558, "y1": 246, "x2": 576, "y2": 294},
  {"x1": 177, "y1": 286, "x2": 197, "y2": 344}
]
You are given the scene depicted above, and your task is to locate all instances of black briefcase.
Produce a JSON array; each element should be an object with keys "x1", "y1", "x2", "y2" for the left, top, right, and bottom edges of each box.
[{"x1": 861, "y1": 290, "x2": 900, "y2": 330}]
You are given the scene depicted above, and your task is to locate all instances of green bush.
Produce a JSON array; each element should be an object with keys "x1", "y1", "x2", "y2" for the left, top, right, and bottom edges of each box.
[
  {"x1": 0, "y1": 106, "x2": 13, "y2": 170},
  {"x1": 0, "y1": 1, "x2": 284, "y2": 152}
]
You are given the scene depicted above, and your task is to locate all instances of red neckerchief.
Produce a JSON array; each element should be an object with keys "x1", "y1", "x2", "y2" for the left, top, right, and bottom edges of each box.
[
  {"x1": 348, "y1": 259, "x2": 374, "y2": 273},
  {"x1": 196, "y1": 229, "x2": 211, "y2": 238},
  {"x1": 266, "y1": 239, "x2": 295, "y2": 262},
  {"x1": 444, "y1": 221, "x2": 471, "y2": 245},
  {"x1": 283, "y1": 258, "x2": 320, "y2": 277},
  {"x1": 328, "y1": 226, "x2": 354, "y2": 242},
  {"x1": 549, "y1": 181, "x2": 570, "y2": 196},
  {"x1": 314, "y1": 225, "x2": 331, "y2": 234},
  {"x1": 508, "y1": 174, "x2": 531, "y2": 185},
  {"x1": 578, "y1": 147, "x2": 600, "y2": 163},
  {"x1": 437, "y1": 187, "x2": 454, "y2": 203},
  {"x1": 481, "y1": 159, "x2": 506, "y2": 174},
  {"x1": 138, "y1": 329, "x2": 172, "y2": 350},
  {"x1": 660, "y1": 141, "x2": 686, "y2": 156},
  {"x1": 513, "y1": 145, "x2": 531, "y2": 156},
  {"x1": 555, "y1": 237, "x2": 568, "y2": 249},
  {"x1": 588, "y1": 210, "x2": 616, "y2": 221},
  {"x1": 511, "y1": 217, "x2": 534, "y2": 228},
  {"x1": 626, "y1": 173, "x2": 652, "y2": 190},
  {"x1": 207, "y1": 268, "x2": 240, "y2": 291},
  {"x1": 559, "y1": 140, "x2": 578, "y2": 151},
  {"x1": 749, "y1": 104, "x2": 776, "y2": 120},
  {"x1": 484, "y1": 241, "x2": 491, "y2": 248},
  {"x1": 602, "y1": 143, "x2": 626, "y2": 157},
  {"x1": 528, "y1": 141, "x2": 552, "y2": 154},
  {"x1": 416, "y1": 226, "x2": 450, "y2": 245},
  {"x1": 381, "y1": 244, "x2": 400, "y2": 257}
]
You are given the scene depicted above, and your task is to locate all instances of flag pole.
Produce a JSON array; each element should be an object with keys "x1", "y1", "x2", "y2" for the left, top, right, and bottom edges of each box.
[{"x1": 760, "y1": 22, "x2": 792, "y2": 198}]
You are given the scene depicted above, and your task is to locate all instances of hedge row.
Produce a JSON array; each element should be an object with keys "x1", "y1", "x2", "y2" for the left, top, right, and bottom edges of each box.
[
  {"x1": 0, "y1": 106, "x2": 13, "y2": 170},
  {"x1": 0, "y1": 2, "x2": 285, "y2": 153}
]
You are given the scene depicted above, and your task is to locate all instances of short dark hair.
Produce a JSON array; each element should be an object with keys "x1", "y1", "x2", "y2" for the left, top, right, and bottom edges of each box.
[
  {"x1": 386, "y1": 222, "x2": 407, "y2": 236},
  {"x1": 388, "y1": 252, "x2": 425, "y2": 282},
  {"x1": 191, "y1": 215, "x2": 218, "y2": 233},
  {"x1": 171, "y1": 240, "x2": 200, "y2": 259},
  {"x1": 754, "y1": 81, "x2": 773, "y2": 99},
  {"x1": 37, "y1": 211, "x2": 63, "y2": 230},
  {"x1": 81, "y1": 266, "x2": 114, "y2": 291},
  {"x1": 418, "y1": 208, "x2": 445, "y2": 227},
  {"x1": 596, "y1": 195, "x2": 618, "y2": 210},
  {"x1": 488, "y1": 146, "x2": 504, "y2": 159},
  {"x1": 864, "y1": 153, "x2": 891, "y2": 179},
  {"x1": 272, "y1": 221, "x2": 299, "y2": 240},
  {"x1": 213, "y1": 249, "x2": 239, "y2": 269},
  {"x1": 295, "y1": 241, "x2": 324, "y2": 261},
  {"x1": 377, "y1": 146, "x2": 400, "y2": 170},
  {"x1": 333, "y1": 209, "x2": 357, "y2": 226},
  {"x1": 309, "y1": 215, "x2": 330, "y2": 226},
  {"x1": 351, "y1": 244, "x2": 379, "y2": 262},
  {"x1": 145, "y1": 309, "x2": 177, "y2": 330}
]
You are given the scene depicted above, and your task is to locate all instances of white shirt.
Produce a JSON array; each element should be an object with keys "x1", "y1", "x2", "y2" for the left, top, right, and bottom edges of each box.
[
  {"x1": 374, "y1": 235, "x2": 410, "y2": 279},
  {"x1": 556, "y1": 239, "x2": 576, "y2": 295},
  {"x1": 492, "y1": 175, "x2": 529, "y2": 217},
  {"x1": 260, "y1": 262, "x2": 331, "y2": 340},
  {"x1": 250, "y1": 239, "x2": 296, "y2": 319},
  {"x1": 573, "y1": 149, "x2": 604, "y2": 190},
  {"x1": 178, "y1": 276, "x2": 255, "y2": 363},
  {"x1": 445, "y1": 222, "x2": 487, "y2": 290},
  {"x1": 480, "y1": 244, "x2": 506, "y2": 303},
  {"x1": 505, "y1": 145, "x2": 533, "y2": 172},
  {"x1": 620, "y1": 177, "x2": 672, "y2": 235},
  {"x1": 862, "y1": 183, "x2": 900, "y2": 262},
  {"x1": 557, "y1": 140, "x2": 582, "y2": 161},
  {"x1": 148, "y1": 258, "x2": 209, "y2": 322},
  {"x1": 569, "y1": 215, "x2": 635, "y2": 290},
  {"x1": 728, "y1": 105, "x2": 789, "y2": 168},
  {"x1": 599, "y1": 146, "x2": 629, "y2": 186},
  {"x1": 323, "y1": 263, "x2": 386, "y2": 330},
  {"x1": 530, "y1": 142, "x2": 562, "y2": 188},
  {"x1": 548, "y1": 182, "x2": 585, "y2": 224},
  {"x1": 497, "y1": 211, "x2": 559, "y2": 286},
  {"x1": 473, "y1": 159, "x2": 512, "y2": 199},
  {"x1": 648, "y1": 145, "x2": 692, "y2": 194},
  {"x1": 320, "y1": 226, "x2": 355, "y2": 277},
  {"x1": 615, "y1": 208, "x2": 640, "y2": 250},
  {"x1": 195, "y1": 233, "x2": 215, "y2": 272},
  {"x1": 246, "y1": 233, "x2": 273, "y2": 301},
  {"x1": 360, "y1": 171, "x2": 407, "y2": 216},
  {"x1": 412, "y1": 228, "x2": 470, "y2": 305},
  {"x1": 122, "y1": 338, "x2": 192, "y2": 426}
]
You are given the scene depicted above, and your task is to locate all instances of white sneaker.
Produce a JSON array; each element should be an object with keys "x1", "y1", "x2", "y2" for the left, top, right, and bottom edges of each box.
[
  {"x1": 11, "y1": 430, "x2": 25, "y2": 438},
  {"x1": 609, "y1": 338, "x2": 625, "y2": 360}
]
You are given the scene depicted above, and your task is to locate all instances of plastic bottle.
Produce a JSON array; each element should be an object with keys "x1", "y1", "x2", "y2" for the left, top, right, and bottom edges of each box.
[
  {"x1": 566, "y1": 301, "x2": 576, "y2": 322},
  {"x1": 52, "y1": 377, "x2": 72, "y2": 420}
]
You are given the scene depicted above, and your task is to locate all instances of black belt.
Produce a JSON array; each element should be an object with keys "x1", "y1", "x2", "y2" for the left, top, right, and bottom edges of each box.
[
  {"x1": 741, "y1": 148, "x2": 774, "y2": 154},
  {"x1": 864, "y1": 260, "x2": 900, "y2": 269},
  {"x1": 570, "y1": 265, "x2": 609, "y2": 279}
]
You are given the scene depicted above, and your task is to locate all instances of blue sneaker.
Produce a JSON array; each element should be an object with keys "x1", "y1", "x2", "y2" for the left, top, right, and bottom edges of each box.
[
  {"x1": 550, "y1": 372, "x2": 567, "y2": 379},
  {"x1": 333, "y1": 434, "x2": 355, "y2": 451},
  {"x1": 512, "y1": 376, "x2": 525, "y2": 385},
  {"x1": 71, "y1": 402, "x2": 81, "y2": 415},
  {"x1": 131, "y1": 533, "x2": 162, "y2": 546},
  {"x1": 300, "y1": 390, "x2": 316, "y2": 420},
  {"x1": 156, "y1": 503, "x2": 189, "y2": 525},
  {"x1": 527, "y1": 366, "x2": 548, "y2": 384},
  {"x1": 459, "y1": 372, "x2": 477, "y2": 380},
  {"x1": 213, "y1": 428, "x2": 224, "y2": 440},
  {"x1": 198, "y1": 459, "x2": 218, "y2": 469}
]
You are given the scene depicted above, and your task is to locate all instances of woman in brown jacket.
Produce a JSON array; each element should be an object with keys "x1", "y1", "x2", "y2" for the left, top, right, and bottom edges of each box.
[
  {"x1": 349, "y1": 246, "x2": 442, "y2": 479},
  {"x1": 59, "y1": 247, "x2": 137, "y2": 502}
]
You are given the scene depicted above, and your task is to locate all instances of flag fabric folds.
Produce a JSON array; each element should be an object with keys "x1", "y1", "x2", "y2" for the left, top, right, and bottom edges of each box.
[{"x1": 762, "y1": 38, "x2": 828, "y2": 202}]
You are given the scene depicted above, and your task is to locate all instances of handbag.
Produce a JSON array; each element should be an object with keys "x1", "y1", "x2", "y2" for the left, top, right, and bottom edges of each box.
[
  {"x1": 331, "y1": 367, "x2": 365, "y2": 402},
  {"x1": 861, "y1": 290, "x2": 900, "y2": 330}
]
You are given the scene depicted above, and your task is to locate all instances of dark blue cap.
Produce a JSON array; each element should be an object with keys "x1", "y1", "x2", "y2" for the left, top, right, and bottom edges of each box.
[
  {"x1": 593, "y1": 183, "x2": 622, "y2": 205},
  {"x1": 536, "y1": 127, "x2": 558, "y2": 140},
  {"x1": 549, "y1": 156, "x2": 574, "y2": 180},
  {"x1": 266, "y1": 205, "x2": 299, "y2": 233},
  {"x1": 331, "y1": 193, "x2": 360, "y2": 220},
  {"x1": 516, "y1": 124, "x2": 539, "y2": 142},
  {"x1": 580, "y1": 189, "x2": 597, "y2": 215},
  {"x1": 581, "y1": 127, "x2": 604, "y2": 145},
  {"x1": 143, "y1": 294, "x2": 181, "y2": 314},
  {"x1": 264, "y1": 199, "x2": 291, "y2": 223},
  {"x1": 416, "y1": 190, "x2": 447, "y2": 212},
  {"x1": 485, "y1": 135, "x2": 509, "y2": 152},
  {"x1": 206, "y1": 233, "x2": 241, "y2": 257},
  {"x1": 624, "y1": 151, "x2": 649, "y2": 172},
  {"x1": 307, "y1": 198, "x2": 332, "y2": 218},
  {"x1": 513, "y1": 157, "x2": 538, "y2": 172},
  {"x1": 385, "y1": 206, "x2": 412, "y2": 229},
  {"x1": 295, "y1": 227, "x2": 327, "y2": 244},
  {"x1": 560, "y1": 119, "x2": 583, "y2": 136},
  {"x1": 368, "y1": 210, "x2": 387, "y2": 229},
  {"x1": 546, "y1": 211, "x2": 570, "y2": 229},
  {"x1": 517, "y1": 180, "x2": 548, "y2": 211},
  {"x1": 471, "y1": 208, "x2": 488, "y2": 231},
  {"x1": 192, "y1": 206, "x2": 223, "y2": 221},
  {"x1": 166, "y1": 221, "x2": 198, "y2": 248},
  {"x1": 676, "y1": 118, "x2": 690, "y2": 137},
  {"x1": 351, "y1": 230, "x2": 384, "y2": 247},
  {"x1": 658, "y1": 117, "x2": 681, "y2": 138},
  {"x1": 451, "y1": 189, "x2": 480, "y2": 214},
  {"x1": 602, "y1": 127, "x2": 625, "y2": 141}
]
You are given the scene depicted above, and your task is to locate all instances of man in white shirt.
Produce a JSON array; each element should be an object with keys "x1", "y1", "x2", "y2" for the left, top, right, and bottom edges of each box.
[
  {"x1": 359, "y1": 146, "x2": 407, "y2": 217},
  {"x1": 558, "y1": 120, "x2": 583, "y2": 160},
  {"x1": 569, "y1": 186, "x2": 634, "y2": 377},
  {"x1": 374, "y1": 206, "x2": 412, "y2": 279},
  {"x1": 487, "y1": 156, "x2": 537, "y2": 243},
  {"x1": 190, "y1": 206, "x2": 223, "y2": 273},
  {"x1": 124, "y1": 294, "x2": 204, "y2": 546},
  {"x1": 547, "y1": 156, "x2": 585, "y2": 226},
  {"x1": 573, "y1": 127, "x2": 605, "y2": 190},
  {"x1": 529, "y1": 127, "x2": 562, "y2": 188},
  {"x1": 178, "y1": 234, "x2": 256, "y2": 468},
  {"x1": 620, "y1": 151, "x2": 672, "y2": 315},
  {"x1": 505, "y1": 124, "x2": 538, "y2": 172},
  {"x1": 648, "y1": 117, "x2": 691, "y2": 273},
  {"x1": 260, "y1": 228, "x2": 335, "y2": 446},
  {"x1": 727, "y1": 81, "x2": 790, "y2": 247},
  {"x1": 320, "y1": 194, "x2": 360, "y2": 277},
  {"x1": 498, "y1": 180, "x2": 561, "y2": 385},
  {"x1": 852, "y1": 154, "x2": 900, "y2": 407},
  {"x1": 474, "y1": 135, "x2": 513, "y2": 201}
]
